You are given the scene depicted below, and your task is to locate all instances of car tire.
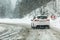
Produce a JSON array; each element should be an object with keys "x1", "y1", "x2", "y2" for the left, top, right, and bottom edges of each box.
[
  {"x1": 46, "y1": 25, "x2": 50, "y2": 29},
  {"x1": 31, "y1": 23, "x2": 35, "y2": 29}
]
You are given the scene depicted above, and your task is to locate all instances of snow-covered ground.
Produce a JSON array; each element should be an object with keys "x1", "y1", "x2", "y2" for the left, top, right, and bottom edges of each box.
[
  {"x1": 0, "y1": 16, "x2": 32, "y2": 24},
  {"x1": 50, "y1": 17, "x2": 60, "y2": 32},
  {"x1": 50, "y1": 17, "x2": 60, "y2": 28},
  {"x1": 0, "y1": 27, "x2": 6, "y2": 32}
]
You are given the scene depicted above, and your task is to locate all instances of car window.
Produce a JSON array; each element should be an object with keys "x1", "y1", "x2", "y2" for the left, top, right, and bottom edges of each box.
[{"x1": 37, "y1": 16, "x2": 47, "y2": 19}]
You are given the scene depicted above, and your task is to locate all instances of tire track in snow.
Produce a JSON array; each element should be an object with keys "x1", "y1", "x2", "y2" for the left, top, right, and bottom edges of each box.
[
  {"x1": 26, "y1": 29, "x2": 45, "y2": 40},
  {"x1": 47, "y1": 29, "x2": 60, "y2": 40},
  {"x1": 26, "y1": 29, "x2": 60, "y2": 40},
  {"x1": 0, "y1": 24, "x2": 30, "y2": 40}
]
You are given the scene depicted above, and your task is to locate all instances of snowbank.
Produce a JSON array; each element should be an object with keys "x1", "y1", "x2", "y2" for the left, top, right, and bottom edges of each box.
[
  {"x1": 50, "y1": 17, "x2": 60, "y2": 30},
  {"x1": 0, "y1": 16, "x2": 32, "y2": 25}
]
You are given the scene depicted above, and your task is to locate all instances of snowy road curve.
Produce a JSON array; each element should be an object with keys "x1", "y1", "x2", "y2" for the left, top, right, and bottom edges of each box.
[{"x1": 0, "y1": 24, "x2": 60, "y2": 40}]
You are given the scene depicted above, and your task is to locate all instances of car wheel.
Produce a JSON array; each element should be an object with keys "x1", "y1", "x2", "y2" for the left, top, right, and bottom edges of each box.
[{"x1": 46, "y1": 25, "x2": 50, "y2": 29}]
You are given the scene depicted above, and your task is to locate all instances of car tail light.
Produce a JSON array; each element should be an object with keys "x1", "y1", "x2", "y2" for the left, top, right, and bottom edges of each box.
[
  {"x1": 51, "y1": 15, "x2": 56, "y2": 19},
  {"x1": 46, "y1": 19, "x2": 50, "y2": 21},
  {"x1": 35, "y1": 20, "x2": 39, "y2": 21}
]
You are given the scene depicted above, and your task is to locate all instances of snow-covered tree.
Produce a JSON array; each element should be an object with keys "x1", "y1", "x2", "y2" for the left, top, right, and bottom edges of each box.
[{"x1": 14, "y1": 0, "x2": 51, "y2": 18}]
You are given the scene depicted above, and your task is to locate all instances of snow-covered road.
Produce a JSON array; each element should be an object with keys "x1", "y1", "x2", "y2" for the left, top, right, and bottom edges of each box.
[
  {"x1": 0, "y1": 24, "x2": 60, "y2": 40},
  {"x1": 26, "y1": 29, "x2": 60, "y2": 40},
  {"x1": 0, "y1": 24, "x2": 30, "y2": 40}
]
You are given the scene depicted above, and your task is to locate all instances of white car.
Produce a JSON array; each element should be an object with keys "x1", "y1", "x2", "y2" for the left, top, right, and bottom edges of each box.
[{"x1": 31, "y1": 15, "x2": 50, "y2": 29}]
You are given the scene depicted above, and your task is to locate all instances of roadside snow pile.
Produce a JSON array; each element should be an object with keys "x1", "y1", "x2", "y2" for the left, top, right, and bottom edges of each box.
[
  {"x1": 0, "y1": 15, "x2": 32, "y2": 24},
  {"x1": 50, "y1": 17, "x2": 60, "y2": 29}
]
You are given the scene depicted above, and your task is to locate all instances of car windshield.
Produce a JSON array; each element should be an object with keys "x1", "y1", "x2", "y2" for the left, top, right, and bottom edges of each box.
[{"x1": 37, "y1": 16, "x2": 47, "y2": 19}]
